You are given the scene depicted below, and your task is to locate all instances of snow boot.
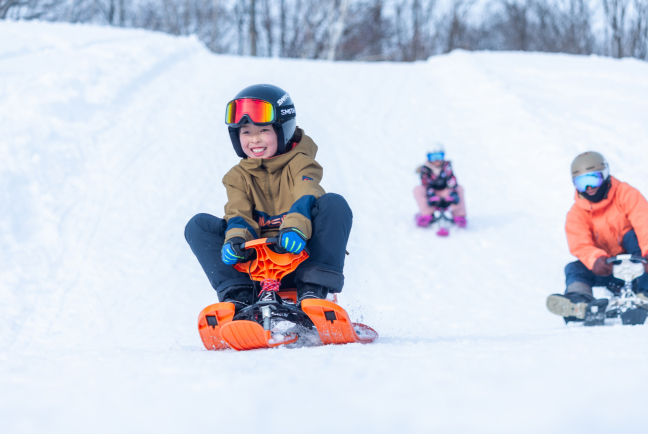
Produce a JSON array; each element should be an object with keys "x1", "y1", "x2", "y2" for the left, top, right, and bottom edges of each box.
[
  {"x1": 620, "y1": 308, "x2": 648, "y2": 325},
  {"x1": 223, "y1": 285, "x2": 255, "y2": 313},
  {"x1": 297, "y1": 283, "x2": 329, "y2": 307},
  {"x1": 415, "y1": 214, "x2": 433, "y2": 227},
  {"x1": 453, "y1": 216, "x2": 467, "y2": 228},
  {"x1": 546, "y1": 293, "x2": 608, "y2": 326}
]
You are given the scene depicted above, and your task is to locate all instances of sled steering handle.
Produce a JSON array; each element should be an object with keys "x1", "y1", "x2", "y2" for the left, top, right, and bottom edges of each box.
[
  {"x1": 238, "y1": 237, "x2": 278, "y2": 251},
  {"x1": 606, "y1": 255, "x2": 647, "y2": 265}
]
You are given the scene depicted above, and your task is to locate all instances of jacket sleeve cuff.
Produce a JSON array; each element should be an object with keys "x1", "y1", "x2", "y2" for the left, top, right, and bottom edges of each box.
[
  {"x1": 224, "y1": 216, "x2": 258, "y2": 242},
  {"x1": 225, "y1": 228, "x2": 255, "y2": 243},
  {"x1": 280, "y1": 213, "x2": 312, "y2": 240}
]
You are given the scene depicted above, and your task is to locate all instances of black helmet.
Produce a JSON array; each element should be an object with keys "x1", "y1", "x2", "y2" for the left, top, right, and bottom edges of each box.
[{"x1": 225, "y1": 84, "x2": 297, "y2": 158}]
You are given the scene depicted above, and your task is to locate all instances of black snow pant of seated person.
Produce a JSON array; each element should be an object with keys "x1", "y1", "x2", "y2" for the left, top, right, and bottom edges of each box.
[
  {"x1": 564, "y1": 229, "x2": 648, "y2": 301},
  {"x1": 184, "y1": 193, "x2": 352, "y2": 303}
]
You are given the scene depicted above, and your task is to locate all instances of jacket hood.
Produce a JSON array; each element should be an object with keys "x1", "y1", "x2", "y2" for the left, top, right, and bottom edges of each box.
[
  {"x1": 573, "y1": 176, "x2": 619, "y2": 211},
  {"x1": 238, "y1": 128, "x2": 317, "y2": 175}
]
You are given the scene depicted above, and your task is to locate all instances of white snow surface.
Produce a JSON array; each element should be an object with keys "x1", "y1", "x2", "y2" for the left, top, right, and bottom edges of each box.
[{"x1": 2, "y1": 21, "x2": 648, "y2": 433}]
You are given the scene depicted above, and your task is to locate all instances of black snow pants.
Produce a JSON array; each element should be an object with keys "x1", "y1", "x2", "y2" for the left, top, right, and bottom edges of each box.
[{"x1": 185, "y1": 193, "x2": 352, "y2": 301}]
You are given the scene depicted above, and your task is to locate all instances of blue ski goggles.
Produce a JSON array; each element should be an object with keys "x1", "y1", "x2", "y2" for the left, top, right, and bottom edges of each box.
[
  {"x1": 573, "y1": 171, "x2": 605, "y2": 193},
  {"x1": 427, "y1": 152, "x2": 445, "y2": 162}
]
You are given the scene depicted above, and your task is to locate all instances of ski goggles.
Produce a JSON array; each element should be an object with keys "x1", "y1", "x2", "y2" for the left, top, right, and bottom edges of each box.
[
  {"x1": 225, "y1": 98, "x2": 275, "y2": 126},
  {"x1": 427, "y1": 152, "x2": 445, "y2": 162},
  {"x1": 573, "y1": 171, "x2": 605, "y2": 193}
]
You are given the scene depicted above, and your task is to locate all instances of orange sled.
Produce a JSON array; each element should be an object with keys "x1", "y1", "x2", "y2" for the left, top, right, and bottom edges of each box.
[
  {"x1": 301, "y1": 299, "x2": 378, "y2": 345},
  {"x1": 198, "y1": 238, "x2": 378, "y2": 351},
  {"x1": 197, "y1": 302, "x2": 235, "y2": 350}
]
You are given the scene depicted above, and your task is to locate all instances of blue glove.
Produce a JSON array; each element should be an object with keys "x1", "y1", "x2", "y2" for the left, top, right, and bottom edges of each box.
[
  {"x1": 277, "y1": 227, "x2": 307, "y2": 254},
  {"x1": 222, "y1": 237, "x2": 246, "y2": 265}
]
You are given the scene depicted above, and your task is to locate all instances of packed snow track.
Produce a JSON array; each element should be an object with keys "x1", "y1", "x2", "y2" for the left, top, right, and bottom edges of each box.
[{"x1": 1, "y1": 21, "x2": 648, "y2": 433}]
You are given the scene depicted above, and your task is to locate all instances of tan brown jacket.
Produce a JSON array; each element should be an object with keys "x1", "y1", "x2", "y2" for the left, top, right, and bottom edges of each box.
[{"x1": 223, "y1": 129, "x2": 326, "y2": 242}]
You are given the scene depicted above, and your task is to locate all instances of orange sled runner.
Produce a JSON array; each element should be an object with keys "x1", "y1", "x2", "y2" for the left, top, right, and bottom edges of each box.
[{"x1": 198, "y1": 238, "x2": 378, "y2": 351}]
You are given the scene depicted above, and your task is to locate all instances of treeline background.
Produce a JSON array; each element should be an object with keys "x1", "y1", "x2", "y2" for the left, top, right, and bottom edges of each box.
[{"x1": 2, "y1": 0, "x2": 647, "y2": 61}]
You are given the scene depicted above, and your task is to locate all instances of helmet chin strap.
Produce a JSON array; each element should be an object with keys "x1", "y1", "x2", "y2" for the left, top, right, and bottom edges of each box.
[
  {"x1": 272, "y1": 123, "x2": 286, "y2": 156},
  {"x1": 228, "y1": 126, "x2": 248, "y2": 158}
]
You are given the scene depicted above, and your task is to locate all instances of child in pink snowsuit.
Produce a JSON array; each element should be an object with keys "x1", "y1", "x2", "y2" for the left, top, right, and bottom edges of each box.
[{"x1": 414, "y1": 145, "x2": 467, "y2": 228}]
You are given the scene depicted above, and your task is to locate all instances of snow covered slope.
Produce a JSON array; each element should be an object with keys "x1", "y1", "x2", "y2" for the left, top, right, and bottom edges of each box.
[{"x1": 2, "y1": 21, "x2": 648, "y2": 433}]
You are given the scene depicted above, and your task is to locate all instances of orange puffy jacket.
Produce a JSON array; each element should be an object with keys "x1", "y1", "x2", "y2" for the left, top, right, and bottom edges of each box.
[{"x1": 566, "y1": 176, "x2": 648, "y2": 270}]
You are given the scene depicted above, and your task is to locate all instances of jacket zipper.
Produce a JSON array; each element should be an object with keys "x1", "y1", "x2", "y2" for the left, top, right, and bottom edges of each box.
[{"x1": 265, "y1": 170, "x2": 274, "y2": 216}]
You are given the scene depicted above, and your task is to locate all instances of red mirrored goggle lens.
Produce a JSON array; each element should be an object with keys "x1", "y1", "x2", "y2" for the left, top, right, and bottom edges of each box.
[{"x1": 225, "y1": 99, "x2": 275, "y2": 125}]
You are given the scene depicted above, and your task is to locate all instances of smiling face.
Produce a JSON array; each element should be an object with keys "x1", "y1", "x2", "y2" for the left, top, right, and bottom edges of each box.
[{"x1": 239, "y1": 123, "x2": 278, "y2": 159}]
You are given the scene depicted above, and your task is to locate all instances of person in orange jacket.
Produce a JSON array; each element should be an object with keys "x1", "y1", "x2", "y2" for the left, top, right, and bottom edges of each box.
[{"x1": 547, "y1": 151, "x2": 648, "y2": 323}]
